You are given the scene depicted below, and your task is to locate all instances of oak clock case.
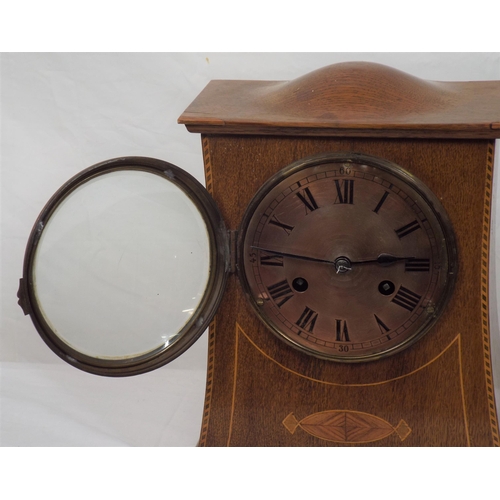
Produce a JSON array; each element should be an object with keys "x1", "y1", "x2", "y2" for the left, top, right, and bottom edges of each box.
[{"x1": 18, "y1": 62, "x2": 500, "y2": 446}]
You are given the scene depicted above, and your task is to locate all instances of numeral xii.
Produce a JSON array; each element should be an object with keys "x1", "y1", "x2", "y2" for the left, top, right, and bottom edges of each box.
[{"x1": 334, "y1": 179, "x2": 354, "y2": 204}]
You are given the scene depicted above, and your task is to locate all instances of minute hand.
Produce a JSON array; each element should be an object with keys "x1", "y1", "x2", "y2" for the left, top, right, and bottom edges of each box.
[
  {"x1": 251, "y1": 246, "x2": 337, "y2": 265},
  {"x1": 252, "y1": 247, "x2": 413, "y2": 267}
]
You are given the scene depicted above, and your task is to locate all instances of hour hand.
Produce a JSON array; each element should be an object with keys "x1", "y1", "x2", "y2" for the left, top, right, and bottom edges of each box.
[
  {"x1": 350, "y1": 253, "x2": 415, "y2": 266},
  {"x1": 331, "y1": 254, "x2": 416, "y2": 274},
  {"x1": 251, "y1": 247, "x2": 416, "y2": 272}
]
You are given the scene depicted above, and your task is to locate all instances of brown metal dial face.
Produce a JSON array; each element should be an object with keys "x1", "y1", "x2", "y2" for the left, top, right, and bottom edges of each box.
[{"x1": 239, "y1": 153, "x2": 457, "y2": 362}]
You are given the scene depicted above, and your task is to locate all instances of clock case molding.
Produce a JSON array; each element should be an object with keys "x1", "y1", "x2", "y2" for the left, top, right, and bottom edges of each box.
[{"x1": 177, "y1": 62, "x2": 500, "y2": 446}]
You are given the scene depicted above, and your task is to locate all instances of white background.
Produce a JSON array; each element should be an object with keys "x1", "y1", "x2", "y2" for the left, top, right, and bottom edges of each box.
[{"x1": 1, "y1": 53, "x2": 500, "y2": 451}]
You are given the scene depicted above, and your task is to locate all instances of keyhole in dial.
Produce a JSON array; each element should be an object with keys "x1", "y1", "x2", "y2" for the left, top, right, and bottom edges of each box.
[
  {"x1": 378, "y1": 280, "x2": 395, "y2": 296},
  {"x1": 292, "y1": 277, "x2": 309, "y2": 292}
]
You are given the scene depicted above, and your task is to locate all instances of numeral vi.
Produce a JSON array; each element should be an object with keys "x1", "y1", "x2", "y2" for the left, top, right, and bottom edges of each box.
[{"x1": 336, "y1": 319, "x2": 350, "y2": 342}]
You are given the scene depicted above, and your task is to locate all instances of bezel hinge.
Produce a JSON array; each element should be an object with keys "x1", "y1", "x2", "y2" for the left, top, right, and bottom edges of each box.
[
  {"x1": 17, "y1": 278, "x2": 31, "y2": 316},
  {"x1": 229, "y1": 229, "x2": 238, "y2": 274}
]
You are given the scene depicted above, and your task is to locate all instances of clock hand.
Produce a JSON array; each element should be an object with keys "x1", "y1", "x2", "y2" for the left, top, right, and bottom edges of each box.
[
  {"x1": 326, "y1": 254, "x2": 416, "y2": 273},
  {"x1": 250, "y1": 246, "x2": 337, "y2": 265},
  {"x1": 251, "y1": 247, "x2": 415, "y2": 271},
  {"x1": 350, "y1": 253, "x2": 416, "y2": 266}
]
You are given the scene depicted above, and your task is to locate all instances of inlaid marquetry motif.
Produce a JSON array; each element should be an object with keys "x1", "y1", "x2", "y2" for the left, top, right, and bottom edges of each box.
[
  {"x1": 202, "y1": 136, "x2": 213, "y2": 195},
  {"x1": 282, "y1": 410, "x2": 411, "y2": 444},
  {"x1": 198, "y1": 317, "x2": 217, "y2": 447},
  {"x1": 482, "y1": 142, "x2": 500, "y2": 446}
]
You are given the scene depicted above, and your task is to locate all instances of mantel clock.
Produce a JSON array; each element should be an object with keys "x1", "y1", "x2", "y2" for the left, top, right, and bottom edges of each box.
[{"x1": 18, "y1": 62, "x2": 500, "y2": 446}]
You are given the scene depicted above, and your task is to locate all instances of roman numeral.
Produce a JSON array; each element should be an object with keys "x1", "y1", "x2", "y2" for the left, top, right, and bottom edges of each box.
[
  {"x1": 391, "y1": 286, "x2": 421, "y2": 312},
  {"x1": 296, "y1": 307, "x2": 318, "y2": 332},
  {"x1": 268, "y1": 215, "x2": 294, "y2": 235},
  {"x1": 395, "y1": 220, "x2": 420, "y2": 238},
  {"x1": 334, "y1": 179, "x2": 354, "y2": 204},
  {"x1": 374, "y1": 314, "x2": 390, "y2": 335},
  {"x1": 267, "y1": 280, "x2": 294, "y2": 307},
  {"x1": 336, "y1": 319, "x2": 350, "y2": 342},
  {"x1": 405, "y1": 258, "x2": 430, "y2": 272},
  {"x1": 373, "y1": 191, "x2": 389, "y2": 214},
  {"x1": 260, "y1": 253, "x2": 284, "y2": 266},
  {"x1": 296, "y1": 187, "x2": 319, "y2": 213}
]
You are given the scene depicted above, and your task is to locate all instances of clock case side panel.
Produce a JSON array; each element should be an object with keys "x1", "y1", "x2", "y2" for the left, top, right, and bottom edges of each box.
[
  {"x1": 198, "y1": 134, "x2": 499, "y2": 446},
  {"x1": 481, "y1": 142, "x2": 500, "y2": 446}
]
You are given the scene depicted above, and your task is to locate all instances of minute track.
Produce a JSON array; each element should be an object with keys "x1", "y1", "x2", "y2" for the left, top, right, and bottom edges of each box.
[{"x1": 240, "y1": 153, "x2": 456, "y2": 363}]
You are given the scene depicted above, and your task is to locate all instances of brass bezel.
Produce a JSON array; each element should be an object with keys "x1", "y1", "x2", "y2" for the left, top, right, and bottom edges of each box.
[
  {"x1": 237, "y1": 152, "x2": 458, "y2": 363},
  {"x1": 19, "y1": 157, "x2": 228, "y2": 376}
]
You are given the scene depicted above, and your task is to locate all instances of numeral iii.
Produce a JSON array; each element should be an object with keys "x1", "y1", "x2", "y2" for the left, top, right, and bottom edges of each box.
[{"x1": 405, "y1": 258, "x2": 430, "y2": 272}]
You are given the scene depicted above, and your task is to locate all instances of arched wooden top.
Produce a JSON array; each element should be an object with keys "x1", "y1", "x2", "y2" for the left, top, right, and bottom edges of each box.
[
  {"x1": 263, "y1": 62, "x2": 453, "y2": 117},
  {"x1": 178, "y1": 62, "x2": 500, "y2": 138}
]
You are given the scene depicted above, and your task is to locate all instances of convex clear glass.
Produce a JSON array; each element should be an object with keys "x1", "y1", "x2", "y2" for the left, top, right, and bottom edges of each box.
[{"x1": 33, "y1": 169, "x2": 210, "y2": 360}]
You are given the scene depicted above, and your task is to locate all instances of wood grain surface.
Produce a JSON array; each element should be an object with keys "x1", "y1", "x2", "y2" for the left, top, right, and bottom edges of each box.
[
  {"x1": 179, "y1": 62, "x2": 500, "y2": 139},
  {"x1": 197, "y1": 135, "x2": 498, "y2": 446},
  {"x1": 179, "y1": 62, "x2": 500, "y2": 446}
]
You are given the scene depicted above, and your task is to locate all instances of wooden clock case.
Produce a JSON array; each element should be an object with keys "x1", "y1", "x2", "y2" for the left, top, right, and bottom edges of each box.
[{"x1": 178, "y1": 61, "x2": 500, "y2": 447}]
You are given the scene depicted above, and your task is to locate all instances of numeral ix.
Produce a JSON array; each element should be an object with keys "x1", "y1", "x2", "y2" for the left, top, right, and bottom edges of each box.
[{"x1": 260, "y1": 253, "x2": 284, "y2": 266}]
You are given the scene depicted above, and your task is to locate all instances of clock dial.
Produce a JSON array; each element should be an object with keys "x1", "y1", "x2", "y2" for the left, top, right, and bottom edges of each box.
[{"x1": 239, "y1": 153, "x2": 457, "y2": 362}]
